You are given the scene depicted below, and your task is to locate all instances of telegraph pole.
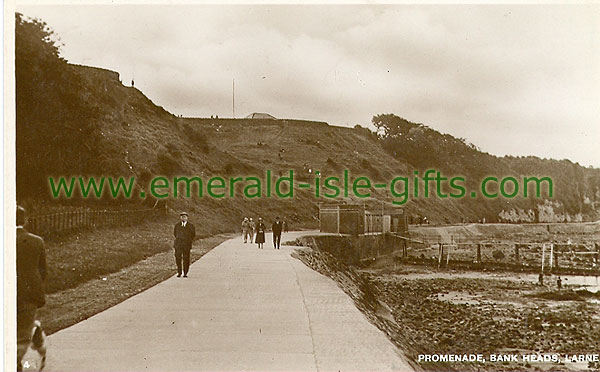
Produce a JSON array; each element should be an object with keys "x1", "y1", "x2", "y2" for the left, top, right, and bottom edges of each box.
[{"x1": 232, "y1": 78, "x2": 235, "y2": 118}]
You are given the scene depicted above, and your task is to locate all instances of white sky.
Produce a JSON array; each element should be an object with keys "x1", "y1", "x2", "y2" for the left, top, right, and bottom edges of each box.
[{"x1": 15, "y1": 3, "x2": 600, "y2": 167}]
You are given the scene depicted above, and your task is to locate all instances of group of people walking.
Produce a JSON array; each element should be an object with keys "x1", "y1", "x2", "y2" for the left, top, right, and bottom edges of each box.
[
  {"x1": 241, "y1": 216, "x2": 286, "y2": 249},
  {"x1": 172, "y1": 213, "x2": 289, "y2": 279}
]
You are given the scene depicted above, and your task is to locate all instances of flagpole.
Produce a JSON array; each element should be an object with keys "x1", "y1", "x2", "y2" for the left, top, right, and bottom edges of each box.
[{"x1": 232, "y1": 78, "x2": 235, "y2": 118}]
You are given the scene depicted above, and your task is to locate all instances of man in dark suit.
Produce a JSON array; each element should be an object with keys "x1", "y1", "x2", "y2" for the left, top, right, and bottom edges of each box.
[
  {"x1": 16, "y1": 206, "x2": 46, "y2": 371},
  {"x1": 272, "y1": 216, "x2": 283, "y2": 250},
  {"x1": 173, "y1": 212, "x2": 196, "y2": 278}
]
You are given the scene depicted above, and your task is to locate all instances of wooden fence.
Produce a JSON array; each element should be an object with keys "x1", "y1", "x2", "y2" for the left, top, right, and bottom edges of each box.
[
  {"x1": 302, "y1": 233, "x2": 600, "y2": 273},
  {"x1": 27, "y1": 205, "x2": 166, "y2": 237},
  {"x1": 392, "y1": 233, "x2": 600, "y2": 271}
]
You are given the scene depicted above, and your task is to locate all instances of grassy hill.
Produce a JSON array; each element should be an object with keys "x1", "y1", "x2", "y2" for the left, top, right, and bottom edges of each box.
[{"x1": 16, "y1": 13, "x2": 600, "y2": 234}]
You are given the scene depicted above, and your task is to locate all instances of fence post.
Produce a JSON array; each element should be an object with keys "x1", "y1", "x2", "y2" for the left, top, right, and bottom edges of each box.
[
  {"x1": 477, "y1": 244, "x2": 482, "y2": 263},
  {"x1": 541, "y1": 243, "x2": 546, "y2": 273},
  {"x1": 514, "y1": 244, "x2": 520, "y2": 264},
  {"x1": 549, "y1": 243, "x2": 554, "y2": 272}
]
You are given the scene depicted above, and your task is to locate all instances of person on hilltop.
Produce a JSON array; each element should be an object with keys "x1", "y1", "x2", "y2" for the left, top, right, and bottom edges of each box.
[
  {"x1": 241, "y1": 217, "x2": 251, "y2": 243},
  {"x1": 255, "y1": 218, "x2": 266, "y2": 249},
  {"x1": 249, "y1": 218, "x2": 256, "y2": 243},
  {"x1": 16, "y1": 206, "x2": 47, "y2": 371},
  {"x1": 272, "y1": 217, "x2": 283, "y2": 250},
  {"x1": 173, "y1": 212, "x2": 196, "y2": 278}
]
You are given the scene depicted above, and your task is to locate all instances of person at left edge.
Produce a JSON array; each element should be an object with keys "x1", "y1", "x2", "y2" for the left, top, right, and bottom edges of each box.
[
  {"x1": 16, "y1": 205, "x2": 46, "y2": 371},
  {"x1": 173, "y1": 212, "x2": 196, "y2": 278}
]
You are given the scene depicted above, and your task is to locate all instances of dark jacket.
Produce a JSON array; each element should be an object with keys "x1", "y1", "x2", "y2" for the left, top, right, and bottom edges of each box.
[
  {"x1": 272, "y1": 221, "x2": 283, "y2": 235},
  {"x1": 17, "y1": 227, "x2": 46, "y2": 309},
  {"x1": 174, "y1": 222, "x2": 196, "y2": 250}
]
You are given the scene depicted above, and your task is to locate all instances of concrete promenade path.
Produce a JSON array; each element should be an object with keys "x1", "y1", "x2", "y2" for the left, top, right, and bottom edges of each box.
[{"x1": 45, "y1": 231, "x2": 414, "y2": 372}]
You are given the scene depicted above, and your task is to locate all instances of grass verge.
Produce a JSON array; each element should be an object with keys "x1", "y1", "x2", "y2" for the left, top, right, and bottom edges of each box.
[
  {"x1": 44, "y1": 218, "x2": 180, "y2": 294},
  {"x1": 38, "y1": 231, "x2": 233, "y2": 334}
]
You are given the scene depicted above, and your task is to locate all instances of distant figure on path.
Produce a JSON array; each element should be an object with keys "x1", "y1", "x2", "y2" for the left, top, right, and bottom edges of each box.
[
  {"x1": 538, "y1": 272, "x2": 544, "y2": 286},
  {"x1": 556, "y1": 276, "x2": 562, "y2": 290},
  {"x1": 173, "y1": 212, "x2": 196, "y2": 278},
  {"x1": 249, "y1": 218, "x2": 256, "y2": 243},
  {"x1": 255, "y1": 218, "x2": 266, "y2": 249},
  {"x1": 241, "y1": 217, "x2": 251, "y2": 243},
  {"x1": 272, "y1": 217, "x2": 283, "y2": 249},
  {"x1": 16, "y1": 206, "x2": 47, "y2": 371},
  {"x1": 131, "y1": 79, "x2": 134, "y2": 87}
]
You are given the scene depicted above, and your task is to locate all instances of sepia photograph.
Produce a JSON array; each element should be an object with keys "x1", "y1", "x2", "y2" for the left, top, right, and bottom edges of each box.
[{"x1": 5, "y1": 1, "x2": 600, "y2": 372}]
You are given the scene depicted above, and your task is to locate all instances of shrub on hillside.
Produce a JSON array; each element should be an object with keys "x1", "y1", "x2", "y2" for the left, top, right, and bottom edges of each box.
[
  {"x1": 222, "y1": 163, "x2": 234, "y2": 175},
  {"x1": 137, "y1": 168, "x2": 153, "y2": 187},
  {"x1": 156, "y1": 153, "x2": 181, "y2": 176},
  {"x1": 183, "y1": 124, "x2": 209, "y2": 153},
  {"x1": 326, "y1": 157, "x2": 339, "y2": 169},
  {"x1": 166, "y1": 142, "x2": 182, "y2": 158}
]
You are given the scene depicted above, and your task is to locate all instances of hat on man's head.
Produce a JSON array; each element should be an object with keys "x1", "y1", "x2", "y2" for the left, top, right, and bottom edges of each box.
[
  {"x1": 180, "y1": 212, "x2": 189, "y2": 216},
  {"x1": 244, "y1": 217, "x2": 248, "y2": 221},
  {"x1": 275, "y1": 216, "x2": 280, "y2": 220}
]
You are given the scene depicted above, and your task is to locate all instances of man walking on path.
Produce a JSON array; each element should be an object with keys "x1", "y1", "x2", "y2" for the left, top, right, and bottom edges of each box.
[
  {"x1": 173, "y1": 212, "x2": 196, "y2": 278},
  {"x1": 241, "y1": 217, "x2": 251, "y2": 243},
  {"x1": 272, "y1": 216, "x2": 283, "y2": 250},
  {"x1": 16, "y1": 206, "x2": 47, "y2": 371}
]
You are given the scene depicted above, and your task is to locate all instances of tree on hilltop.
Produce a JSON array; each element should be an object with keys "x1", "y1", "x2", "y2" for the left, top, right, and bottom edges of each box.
[{"x1": 16, "y1": 13, "x2": 103, "y2": 198}]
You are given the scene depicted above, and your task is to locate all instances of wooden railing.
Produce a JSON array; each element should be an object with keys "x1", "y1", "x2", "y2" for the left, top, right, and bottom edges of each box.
[{"x1": 27, "y1": 205, "x2": 166, "y2": 237}]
